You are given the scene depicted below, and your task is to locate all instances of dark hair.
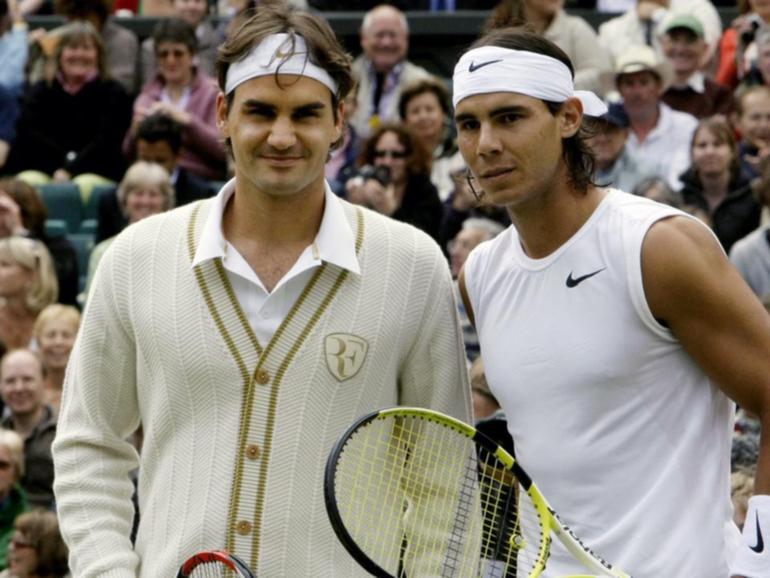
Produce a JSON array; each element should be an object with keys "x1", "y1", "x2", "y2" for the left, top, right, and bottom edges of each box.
[
  {"x1": 468, "y1": 27, "x2": 596, "y2": 193},
  {"x1": 691, "y1": 115, "x2": 740, "y2": 183},
  {"x1": 136, "y1": 113, "x2": 184, "y2": 153},
  {"x1": 0, "y1": 0, "x2": 8, "y2": 19},
  {"x1": 54, "y1": 0, "x2": 111, "y2": 25},
  {"x1": 359, "y1": 122, "x2": 431, "y2": 177},
  {"x1": 398, "y1": 76, "x2": 452, "y2": 120},
  {"x1": 153, "y1": 17, "x2": 199, "y2": 56},
  {"x1": 0, "y1": 178, "x2": 49, "y2": 238}
]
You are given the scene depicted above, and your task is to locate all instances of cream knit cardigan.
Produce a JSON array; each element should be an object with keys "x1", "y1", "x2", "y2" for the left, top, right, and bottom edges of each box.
[{"x1": 53, "y1": 198, "x2": 472, "y2": 577}]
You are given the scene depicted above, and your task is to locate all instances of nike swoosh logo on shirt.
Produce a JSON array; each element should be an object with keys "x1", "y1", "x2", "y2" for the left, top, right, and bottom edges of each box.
[
  {"x1": 468, "y1": 59, "x2": 503, "y2": 72},
  {"x1": 565, "y1": 268, "x2": 606, "y2": 288},
  {"x1": 751, "y1": 511, "x2": 765, "y2": 553}
]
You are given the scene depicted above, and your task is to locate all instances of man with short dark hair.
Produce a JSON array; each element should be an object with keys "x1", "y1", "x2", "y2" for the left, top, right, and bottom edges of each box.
[
  {"x1": 454, "y1": 27, "x2": 770, "y2": 577},
  {"x1": 97, "y1": 112, "x2": 212, "y2": 242}
]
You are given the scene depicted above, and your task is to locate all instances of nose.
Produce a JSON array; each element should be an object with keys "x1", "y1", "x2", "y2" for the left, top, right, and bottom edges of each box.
[
  {"x1": 268, "y1": 116, "x2": 296, "y2": 150},
  {"x1": 477, "y1": 121, "x2": 502, "y2": 156}
]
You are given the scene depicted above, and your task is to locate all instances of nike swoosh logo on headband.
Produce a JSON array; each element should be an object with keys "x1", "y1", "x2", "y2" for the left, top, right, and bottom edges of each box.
[{"x1": 469, "y1": 59, "x2": 503, "y2": 72}]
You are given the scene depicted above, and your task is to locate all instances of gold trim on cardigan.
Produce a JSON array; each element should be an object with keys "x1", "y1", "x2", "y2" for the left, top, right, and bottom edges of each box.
[{"x1": 186, "y1": 199, "x2": 365, "y2": 569}]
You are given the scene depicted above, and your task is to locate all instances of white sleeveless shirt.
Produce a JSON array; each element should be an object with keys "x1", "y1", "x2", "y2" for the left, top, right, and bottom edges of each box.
[{"x1": 464, "y1": 190, "x2": 737, "y2": 577}]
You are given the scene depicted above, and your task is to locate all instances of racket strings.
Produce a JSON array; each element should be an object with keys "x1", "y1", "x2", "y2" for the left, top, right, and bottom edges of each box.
[{"x1": 332, "y1": 415, "x2": 547, "y2": 577}]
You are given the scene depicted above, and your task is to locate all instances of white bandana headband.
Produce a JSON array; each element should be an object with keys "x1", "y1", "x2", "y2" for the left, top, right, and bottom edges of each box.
[
  {"x1": 225, "y1": 33, "x2": 338, "y2": 96},
  {"x1": 452, "y1": 46, "x2": 607, "y2": 117}
]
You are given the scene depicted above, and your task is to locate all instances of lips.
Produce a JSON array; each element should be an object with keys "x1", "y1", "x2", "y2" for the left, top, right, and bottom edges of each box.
[{"x1": 480, "y1": 167, "x2": 513, "y2": 179}]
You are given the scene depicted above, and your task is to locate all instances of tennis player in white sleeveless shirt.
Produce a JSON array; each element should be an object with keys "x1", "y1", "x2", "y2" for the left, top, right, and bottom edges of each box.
[{"x1": 453, "y1": 30, "x2": 770, "y2": 578}]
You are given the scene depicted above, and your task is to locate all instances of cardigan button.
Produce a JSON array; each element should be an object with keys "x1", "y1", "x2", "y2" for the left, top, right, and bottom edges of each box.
[
  {"x1": 255, "y1": 369, "x2": 270, "y2": 385},
  {"x1": 245, "y1": 444, "x2": 260, "y2": 460},
  {"x1": 236, "y1": 520, "x2": 252, "y2": 535}
]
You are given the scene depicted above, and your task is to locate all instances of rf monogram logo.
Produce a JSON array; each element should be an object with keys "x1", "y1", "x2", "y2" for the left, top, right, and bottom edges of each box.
[{"x1": 324, "y1": 334, "x2": 368, "y2": 382}]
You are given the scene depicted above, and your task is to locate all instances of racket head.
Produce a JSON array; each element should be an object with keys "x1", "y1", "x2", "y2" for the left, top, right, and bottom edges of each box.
[
  {"x1": 324, "y1": 407, "x2": 553, "y2": 578},
  {"x1": 176, "y1": 550, "x2": 255, "y2": 578}
]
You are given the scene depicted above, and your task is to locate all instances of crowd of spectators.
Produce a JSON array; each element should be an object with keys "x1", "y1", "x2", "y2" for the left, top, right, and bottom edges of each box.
[{"x1": 0, "y1": 0, "x2": 766, "y2": 572}]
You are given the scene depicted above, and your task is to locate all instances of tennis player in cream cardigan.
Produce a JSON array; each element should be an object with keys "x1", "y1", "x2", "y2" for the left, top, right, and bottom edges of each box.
[{"x1": 52, "y1": 5, "x2": 471, "y2": 577}]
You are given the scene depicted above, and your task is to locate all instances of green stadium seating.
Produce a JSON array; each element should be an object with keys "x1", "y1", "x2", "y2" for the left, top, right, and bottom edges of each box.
[{"x1": 39, "y1": 183, "x2": 82, "y2": 234}]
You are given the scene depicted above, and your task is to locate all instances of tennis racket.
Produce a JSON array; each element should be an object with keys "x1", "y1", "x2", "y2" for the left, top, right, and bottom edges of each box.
[
  {"x1": 324, "y1": 407, "x2": 631, "y2": 578},
  {"x1": 177, "y1": 550, "x2": 255, "y2": 577}
]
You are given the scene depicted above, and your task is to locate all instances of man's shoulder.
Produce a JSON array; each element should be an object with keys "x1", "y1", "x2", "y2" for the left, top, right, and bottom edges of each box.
[
  {"x1": 110, "y1": 200, "x2": 210, "y2": 256},
  {"x1": 345, "y1": 200, "x2": 444, "y2": 260}
]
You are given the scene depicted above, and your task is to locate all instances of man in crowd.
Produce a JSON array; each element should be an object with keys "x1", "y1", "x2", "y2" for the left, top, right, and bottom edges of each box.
[
  {"x1": 660, "y1": 14, "x2": 734, "y2": 118},
  {"x1": 96, "y1": 113, "x2": 213, "y2": 243},
  {"x1": 612, "y1": 43, "x2": 697, "y2": 189},
  {"x1": 0, "y1": 350, "x2": 55, "y2": 510},
  {"x1": 349, "y1": 4, "x2": 430, "y2": 137}
]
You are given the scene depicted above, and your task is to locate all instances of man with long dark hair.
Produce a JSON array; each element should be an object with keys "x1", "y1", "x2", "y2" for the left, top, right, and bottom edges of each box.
[{"x1": 455, "y1": 27, "x2": 770, "y2": 577}]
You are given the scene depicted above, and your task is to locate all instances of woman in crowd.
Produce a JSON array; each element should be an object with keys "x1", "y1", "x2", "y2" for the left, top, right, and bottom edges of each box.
[
  {"x1": 125, "y1": 17, "x2": 226, "y2": 181},
  {"x1": 7, "y1": 20, "x2": 131, "y2": 184},
  {"x1": 0, "y1": 238, "x2": 57, "y2": 352},
  {"x1": 85, "y1": 161, "x2": 174, "y2": 296},
  {"x1": 679, "y1": 116, "x2": 760, "y2": 253},
  {"x1": 0, "y1": 179, "x2": 78, "y2": 307},
  {"x1": 345, "y1": 123, "x2": 443, "y2": 242},
  {"x1": 0, "y1": 511, "x2": 68, "y2": 578},
  {"x1": 399, "y1": 76, "x2": 464, "y2": 202},
  {"x1": 0, "y1": 429, "x2": 28, "y2": 571},
  {"x1": 139, "y1": 0, "x2": 219, "y2": 86},
  {"x1": 32, "y1": 305, "x2": 79, "y2": 415}
]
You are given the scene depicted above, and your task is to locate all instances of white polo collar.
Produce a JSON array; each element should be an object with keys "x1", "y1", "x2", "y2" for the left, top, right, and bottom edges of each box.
[{"x1": 191, "y1": 178, "x2": 360, "y2": 275}]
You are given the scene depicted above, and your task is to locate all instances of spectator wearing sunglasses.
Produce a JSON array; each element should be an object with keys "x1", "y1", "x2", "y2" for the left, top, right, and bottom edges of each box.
[
  {"x1": 346, "y1": 123, "x2": 443, "y2": 242},
  {"x1": 124, "y1": 18, "x2": 226, "y2": 181}
]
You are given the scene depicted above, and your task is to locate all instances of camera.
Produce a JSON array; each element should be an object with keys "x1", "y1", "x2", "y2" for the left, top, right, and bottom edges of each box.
[
  {"x1": 741, "y1": 18, "x2": 761, "y2": 47},
  {"x1": 354, "y1": 164, "x2": 391, "y2": 187}
]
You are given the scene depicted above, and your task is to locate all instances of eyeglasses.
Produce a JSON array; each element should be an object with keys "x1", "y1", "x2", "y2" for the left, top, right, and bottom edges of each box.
[{"x1": 373, "y1": 150, "x2": 407, "y2": 159}]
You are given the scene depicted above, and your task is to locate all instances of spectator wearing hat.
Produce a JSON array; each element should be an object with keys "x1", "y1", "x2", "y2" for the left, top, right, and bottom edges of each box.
[
  {"x1": 587, "y1": 102, "x2": 651, "y2": 192},
  {"x1": 608, "y1": 44, "x2": 698, "y2": 190},
  {"x1": 598, "y1": 0, "x2": 722, "y2": 69},
  {"x1": 660, "y1": 14, "x2": 735, "y2": 118}
]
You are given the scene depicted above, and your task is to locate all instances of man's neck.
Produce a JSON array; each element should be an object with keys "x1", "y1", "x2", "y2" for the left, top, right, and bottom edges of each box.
[
  {"x1": 222, "y1": 178, "x2": 326, "y2": 292},
  {"x1": 629, "y1": 105, "x2": 660, "y2": 143},
  {"x1": 508, "y1": 180, "x2": 607, "y2": 260}
]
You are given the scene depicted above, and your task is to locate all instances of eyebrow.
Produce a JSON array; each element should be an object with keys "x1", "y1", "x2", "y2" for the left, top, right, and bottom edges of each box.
[
  {"x1": 241, "y1": 99, "x2": 327, "y2": 114},
  {"x1": 455, "y1": 104, "x2": 529, "y2": 123}
]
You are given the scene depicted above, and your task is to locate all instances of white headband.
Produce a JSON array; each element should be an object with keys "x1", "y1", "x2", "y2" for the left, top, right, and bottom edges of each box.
[
  {"x1": 225, "y1": 33, "x2": 338, "y2": 96},
  {"x1": 452, "y1": 46, "x2": 607, "y2": 117}
]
